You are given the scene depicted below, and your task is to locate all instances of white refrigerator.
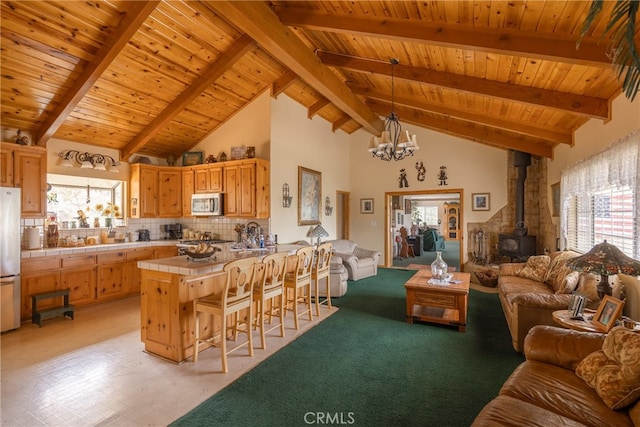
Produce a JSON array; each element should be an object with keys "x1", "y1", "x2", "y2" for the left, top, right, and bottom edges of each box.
[{"x1": 1, "y1": 187, "x2": 21, "y2": 332}]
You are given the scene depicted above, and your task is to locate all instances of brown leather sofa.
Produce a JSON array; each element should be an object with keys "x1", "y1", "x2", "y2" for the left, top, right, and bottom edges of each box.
[
  {"x1": 498, "y1": 251, "x2": 621, "y2": 352},
  {"x1": 472, "y1": 325, "x2": 638, "y2": 427}
]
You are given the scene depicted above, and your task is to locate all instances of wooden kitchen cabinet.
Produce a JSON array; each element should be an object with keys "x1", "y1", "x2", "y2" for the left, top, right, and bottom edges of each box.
[
  {"x1": 129, "y1": 164, "x2": 157, "y2": 218},
  {"x1": 193, "y1": 164, "x2": 223, "y2": 193},
  {"x1": 60, "y1": 254, "x2": 97, "y2": 306},
  {"x1": 223, "y1": 159, "x2": 269, "y2": 218},
  {"x1": 182, "y1": 167, "x2": 194, "y2": 217},
  {"x1": 158, "y1": 168, "x2": 182, "y2": 217},
  {"x1": 129, "y1": 164, "x2": 182, "y2": 218},
  {"x1": 1, "y1": 142, "x2": 47, "y2": 217},
  {"x1": 123, "y1": 247, "x2": 154, "y2": 294},
  {"x1": 97, "y1": 252, "x2": 126, "y2": 302},
  {"x1": 19, "y1": 245, "x2": 180, "y2": 322},
  {"x1": 21, "y1": 257, "x2": 61, "y2": 321},
  {"x1": 61, "y1": 266, "x2": 97, "y2": 306},
  {"x1": 154, "y1": 245, "x2": 178, "y2": 259}
]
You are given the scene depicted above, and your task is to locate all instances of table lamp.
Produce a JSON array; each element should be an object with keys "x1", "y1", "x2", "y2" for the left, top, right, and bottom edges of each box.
[
  {"x1": 565, "y1": 240, "x2": 640, "y2": 299},
  {"x1": 307, "y1": 224, "x2": 329, "y2": 246}
]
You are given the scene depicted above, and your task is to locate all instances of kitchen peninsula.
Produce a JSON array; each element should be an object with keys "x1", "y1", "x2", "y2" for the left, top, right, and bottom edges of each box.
[{"x1": 138, "y1": 245, "x2": 302, "y2": 363}]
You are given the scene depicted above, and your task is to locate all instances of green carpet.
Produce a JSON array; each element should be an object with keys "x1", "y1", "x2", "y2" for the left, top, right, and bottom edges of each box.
[
  {"x1": 393, "y1": 240, "x2": 461, "y2": 270},
  {"x1": 170, "y1": 268, "x2": 523, "y2": 427}
]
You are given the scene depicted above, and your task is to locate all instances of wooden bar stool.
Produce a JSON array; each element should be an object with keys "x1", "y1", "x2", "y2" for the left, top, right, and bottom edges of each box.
[
  {"x1": 311, "y1": 242, "x2": 333, "y2": 316},
  {"x1": 283, "y1": 246, "x2": 314, "y2": 330},
  {"x1": 193, "y1": 257, "x2": 257, "y2": 373},
  {"x1": 253, "y1": 252, "x2": 288, "y2": 349}
]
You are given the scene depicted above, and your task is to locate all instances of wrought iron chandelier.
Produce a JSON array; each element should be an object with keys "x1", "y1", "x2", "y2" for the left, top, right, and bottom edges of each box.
[{"x1": 368, "y1": 58, "x2": 419, "y2": 161}]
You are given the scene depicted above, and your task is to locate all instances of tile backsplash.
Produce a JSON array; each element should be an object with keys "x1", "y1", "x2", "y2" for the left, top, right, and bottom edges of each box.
[{"x1": 20, "y1": 217, "x2": 270, "y2": 249}]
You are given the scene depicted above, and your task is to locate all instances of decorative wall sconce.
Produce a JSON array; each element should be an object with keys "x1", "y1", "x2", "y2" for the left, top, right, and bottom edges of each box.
[
  {"x1": 282, "y1": 183, "x2": 292, "y2": 208},
  {"x1": 325, "y1": 196, "x2": 333, "y2": 216},
  {"x1": 57, "y1": 150, "x2": 121, "y2": 173}
]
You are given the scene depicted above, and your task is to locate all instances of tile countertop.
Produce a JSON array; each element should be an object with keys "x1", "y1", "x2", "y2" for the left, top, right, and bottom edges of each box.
[
  {"x1": 137, "y1": 244, "x2": 305, "y2": 277},
  {"x1": 20, "y1": 240, "x2": 182, "y2": 259}
]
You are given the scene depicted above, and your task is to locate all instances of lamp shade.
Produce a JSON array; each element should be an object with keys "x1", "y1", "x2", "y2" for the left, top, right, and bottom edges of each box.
[
  {"x1": 566, "y1": 240, "x2": 640, "y2": 299},
  {"x1": 307, "y1": 224, "x2": 329, "y2": 238},
  {"x1": 565, "y1": 240, "x2": 640, "y2": 277}
]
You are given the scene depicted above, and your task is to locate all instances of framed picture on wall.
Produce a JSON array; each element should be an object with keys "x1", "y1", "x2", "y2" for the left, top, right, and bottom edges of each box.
[
  {"x1": 404, "y1": 198, "x2": 412, "y2": 214},
  {"x1": 471, "y1": 193, "x2": 490, "y2": 211},
  {"x1": 360, "y1": 198, "x2": 374, "y2": 214},
  {"x1": 298, "y1": 166, "x2": 321, "y2": 226}
]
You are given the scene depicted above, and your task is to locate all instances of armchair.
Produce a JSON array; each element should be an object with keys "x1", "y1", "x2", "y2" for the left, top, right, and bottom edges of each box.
[
  {"x1": 421, "y1": 228, "x2": 445, "y2": 252},
  {"x1": 327, "y1": 239, "x2": 381, "y2": 281}
]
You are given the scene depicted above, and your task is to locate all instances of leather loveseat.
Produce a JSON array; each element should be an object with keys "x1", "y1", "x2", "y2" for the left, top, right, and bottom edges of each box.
[
  {"x1": 498, "y1": 250, "x2": 621, "y2": 352},
  {"x1": 473, "y1": 325, "x2": 639, "y2": 427},
  {"x1": 327, "y1": 239, "x2": 381, "y2": 281}
]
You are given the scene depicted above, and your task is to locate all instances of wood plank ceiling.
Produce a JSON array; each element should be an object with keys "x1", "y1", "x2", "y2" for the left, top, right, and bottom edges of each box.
[{"x1": 1, "y1": 1, "x2": 635, "y2": 161}]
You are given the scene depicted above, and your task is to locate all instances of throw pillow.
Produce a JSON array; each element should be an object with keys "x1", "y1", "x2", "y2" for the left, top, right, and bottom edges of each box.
[
  {"x1": 575, "y1": 327, "x2": 640, "y2": 410},
  {"x1": 575, "y1": 273, "x2": 601, "y2": 303},
  {"x1": 544, "y1": 251, "x2": 580, "y2": 294},
  {"x1": 516, "y1": 255, "x2": 550, "y2": 282}
]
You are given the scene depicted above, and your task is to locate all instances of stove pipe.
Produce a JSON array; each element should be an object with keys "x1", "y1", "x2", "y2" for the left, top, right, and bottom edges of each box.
[{"x1": 513, "y1": 151, "x2": 531, "y2": 226}]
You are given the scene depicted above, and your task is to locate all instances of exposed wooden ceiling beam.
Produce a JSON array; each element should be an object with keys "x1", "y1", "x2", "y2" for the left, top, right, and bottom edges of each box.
[
  {"x1": 120, "y1": 35, "x2": 255, "y2": 161},
  {"x1": 271, "y1": 70, "x2": 298, "y2": 98},
  {"x1": 274, "y1": 6, "x2": 612, "y2": 68},
  {"x1": 33, "y1": 1, "x2": 160, "y2": 147},
  {"x1": 332, "y1": 114, "x2": 351, "y2": 133},
  {"x1": 204, "y1": 1, "x2": 383, "y2": 135},
  {"x1": 307, "y1": 97, "x2": 331, "y2": 118},
  {"x1": 352, "y1": 85, "x2": 573, "y2": 145},
  {"x1": 318, "y1": 51, "x2": 610, "y2": 120},
  {"x1": 368, "y1": 102, "x2": 553, "y2": 158}
]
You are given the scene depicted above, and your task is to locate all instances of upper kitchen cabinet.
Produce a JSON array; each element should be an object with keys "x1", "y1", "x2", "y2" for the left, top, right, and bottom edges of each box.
[
  {"x1": 0, "y1": 142, "x2": 47, "y2": 218},
  {"x1": 181, "y1": 167, "x2": 194, "y2": 217},
  {"x1": 223, "y1": 159, "x2": 269, "y2": 219},
  {"x1": 192, "y1": 163, "x2": 223, "y2": 193},
  {"x1": 130, "y1": 164, "x2": 182, "y2": 218}
]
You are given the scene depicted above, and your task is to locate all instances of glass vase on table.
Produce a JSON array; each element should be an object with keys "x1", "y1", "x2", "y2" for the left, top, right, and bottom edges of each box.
[{"x1": 431, "y1": 251, "x2": 448, "y2": 281}]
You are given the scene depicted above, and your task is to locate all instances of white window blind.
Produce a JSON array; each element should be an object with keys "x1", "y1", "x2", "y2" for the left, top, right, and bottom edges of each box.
[{"x1": 560, "y1": 129, "x2": 640, "y2": 259}]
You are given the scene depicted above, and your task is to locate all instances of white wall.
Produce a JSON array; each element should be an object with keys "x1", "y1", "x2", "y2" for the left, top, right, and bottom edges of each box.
[
  {"x1": 270, "y1": 95, "x2": 350, "y2": 244},
  {"x1": 347, "y1": 123, "x2": 507, "y2": 262},
  {"x1": 191, "y1": 90, "x2": 271, "y2": 162}
]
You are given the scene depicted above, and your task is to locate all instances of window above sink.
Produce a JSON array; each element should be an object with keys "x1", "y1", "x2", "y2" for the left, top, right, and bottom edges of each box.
[{"x1": 46, "y1": 174, "x2": 125, "y2": 228}]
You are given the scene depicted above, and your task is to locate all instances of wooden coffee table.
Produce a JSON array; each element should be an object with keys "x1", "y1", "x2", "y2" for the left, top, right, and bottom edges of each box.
[{"x1": 404, "y1": 270, "x2": 471, "y2": 332}]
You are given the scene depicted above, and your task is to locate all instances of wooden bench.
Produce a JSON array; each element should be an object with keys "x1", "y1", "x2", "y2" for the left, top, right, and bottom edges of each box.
[{"x1": 31, "y1": 289, "x2": 75, "y2": 327}]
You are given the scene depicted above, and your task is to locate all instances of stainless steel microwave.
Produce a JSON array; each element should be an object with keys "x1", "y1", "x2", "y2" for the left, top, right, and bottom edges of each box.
[{"x1": 191, "y1": 193, "x2": 223, "y2": 216}]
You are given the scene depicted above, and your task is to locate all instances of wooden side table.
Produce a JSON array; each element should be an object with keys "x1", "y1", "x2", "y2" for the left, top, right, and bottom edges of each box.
[
  {"x1": 552, "y1": 309, "x2": 603, "y2": 333},
  {"x1": 553, "y1": 309, "x2": 640, "y2": 333},
  {"x1": 404, "y1": 270, "x2": 470, "y2": 332}
]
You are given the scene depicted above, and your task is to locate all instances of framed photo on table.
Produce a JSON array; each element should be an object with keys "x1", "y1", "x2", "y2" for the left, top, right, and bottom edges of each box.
[
  {"x1": 360, "y1": 198, "x2": 374, "y2": 214},
  {"x1": 592, "y1": 295, "x2": 625, "y2": 332},
  {"x1": 472, "y1": 193, "x2": 490, "y2": 211},
  {"x1": 298, "y1": 166, "x2": 321, "y2": 226}
]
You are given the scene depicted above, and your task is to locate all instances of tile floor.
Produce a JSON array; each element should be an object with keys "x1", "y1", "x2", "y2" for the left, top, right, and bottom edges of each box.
[{"x1": 1, "y1": 296, "x2": 336, "y2": 426}]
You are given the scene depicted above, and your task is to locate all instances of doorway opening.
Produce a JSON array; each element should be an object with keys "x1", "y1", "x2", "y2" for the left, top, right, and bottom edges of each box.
[{"x1": 384, "y1": 189, "x2": 464, "y2": 271}]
